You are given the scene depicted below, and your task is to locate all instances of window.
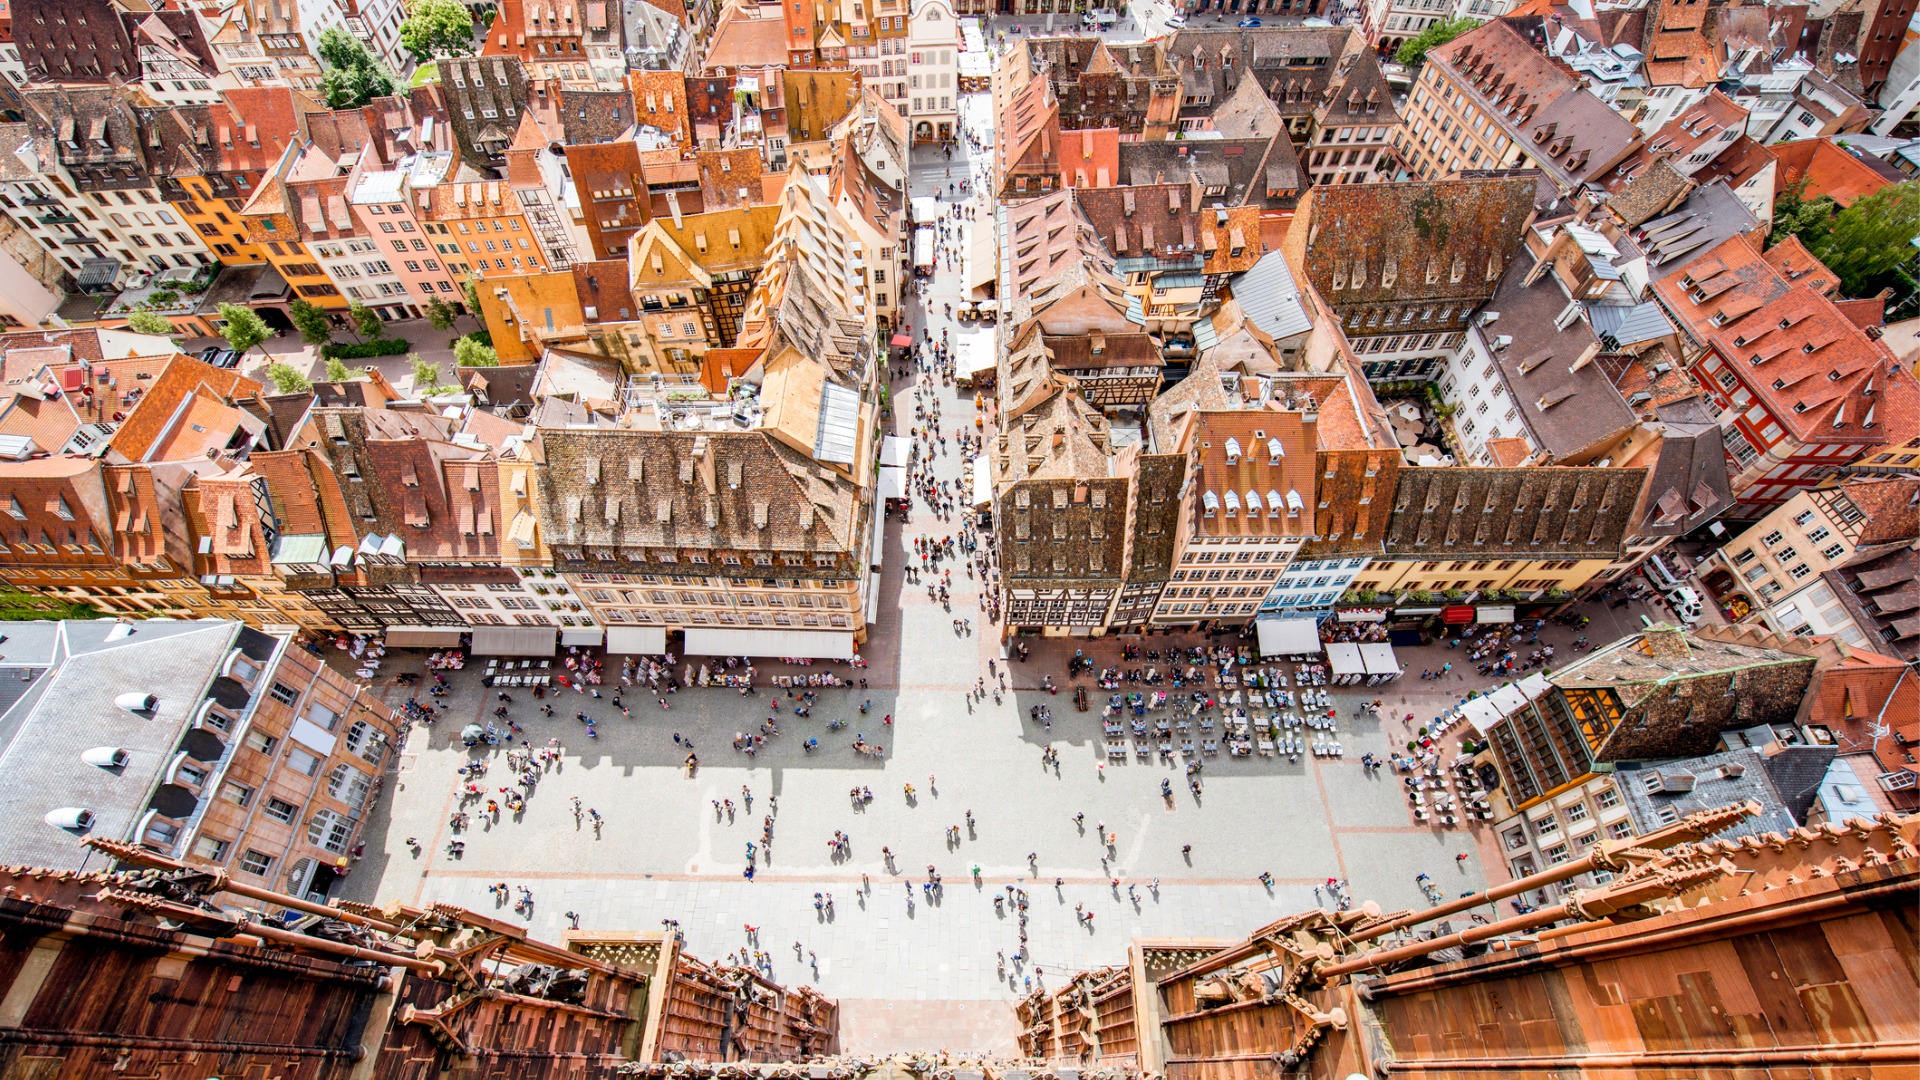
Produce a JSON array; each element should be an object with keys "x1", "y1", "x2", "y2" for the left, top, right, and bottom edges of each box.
[
  {"x1": 1606, "y1": 819, "x2": 1635, "y2": 839},
  {"x1": 344, "y1": 719, "x2": 386, "y2": 765},
  {"x1": 1533, "y1": 813, "x2": 1559, "y2": 835},
  {"x1": 327, "y1": 762, "x2": 372, "y2": 808},
  {"x1": 1654, "y1": 806, "x2": 1680, "y2": 826},
  {"x1": 1565, "y1": 801, "x2": 1589, "y2": 822},
  {"x1": 1805, "y1": 526, "x2": 1831, "y2": 544},
  {"x1": 1762, "y1": 530, "x2": 1785, "y2": 548},
  {"x1": 1732, "y1": 548, "x2": 1756, "y2": 565},
  {"x1": 1792, "y1": 509, "x2": 1815, "y2": 527},
  {"x1": 268, "y1": 681, "x2": 298, "y2": 705},
  {"x1": 306, "y1": 703, "x2": 339, "y2": 731},
  {"x1": 1595, "y1": 785, "x2": 1622, "y2": 810},
  {"x1": 263, "y1": 797, "x2": 298, "y2": 823},
  {"x1": 192, "y1": 835, "x2": 230, "y2": 862},
  {"x1": 1776, "y1": 547, "x2": 1798, "y2": 563},
  {"x1": 286, "y1": 746, "x2": 322, "y2": 777},
  {"x1": 1788, "y1": 563, "x2": 1812, "y2": 580},
  {"x1": 245, "y1": 729, "x2": 279, "y2": 756},
  {"x1": 307, "y1": 808, "x2": 351, "y2": 854},
  {"x1": 220, "y1": 782, "x2": 254, "y2": 807},
  {"x1": 1821, "y1": 543, "x2": 1844, "y2": 560},
  {"x1": 239, "y1": 849, "x2": 274, "y2": 875}
]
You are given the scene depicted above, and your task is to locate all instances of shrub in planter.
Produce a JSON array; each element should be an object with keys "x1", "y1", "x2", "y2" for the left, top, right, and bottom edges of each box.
[{"x1": 321, "y1": 337, "x2": 412, "y2": 359}]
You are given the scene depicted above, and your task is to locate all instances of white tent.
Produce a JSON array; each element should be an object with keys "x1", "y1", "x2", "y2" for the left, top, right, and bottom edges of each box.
[
  {"x1": 1256, "y1": 617, "x2": 1322, "y2": 657},
  {"x1": 1326, "y1": 642, "x2": 1364, "y2": 677},
  {"x1": 1359, "y1": 642, "x2": 1400, "y2": 676},
  {"x1": 971, "y1": 455, "x2": 993, "y2": 508}
]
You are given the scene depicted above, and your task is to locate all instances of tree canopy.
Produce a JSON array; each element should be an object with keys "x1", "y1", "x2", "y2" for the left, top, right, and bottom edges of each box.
[
  {"x1": 1770, "y1": 177, "x2": 1839, "y2": 253},
  {"x1": 347, "y1": 301, "x2": 384, "y2": 342},
  {"x1": 1807, "y1": 181, "x2": 1920, "y2": 302},
  {"x1": 216, "y1": 304, "x2": 270, "y2": 357},
  {"x1": 399, "y1": 0, "x2": 476, "y2": 60},
  {"x1": 265, "y1": 362, "x2": 314, "y2": 395},
  {"x1": 1395, "y1": 17, "x2": 1479, "y2": 67},
  {"x1": 288, "y1": 298, "x2": 335, "y2": 347},
  {"x1": 318, "y1": 28, "x2": 396, "y2": 109},
  {"x1": 454, "y1": 335, "x2": 498, "y2": 367},
  {"x1": 410, "y1": 354, "x2": 452, "y2": 395},
  {"x1": 424, "y1": 295, "x2": 461, "y2": 331},
  {"x1": 124, "y1": 311, "x2": 174, "y2": 337}
]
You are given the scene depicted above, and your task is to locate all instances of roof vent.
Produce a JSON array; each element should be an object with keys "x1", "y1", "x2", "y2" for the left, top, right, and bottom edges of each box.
[
  {"x1": 115, "y1": 692, "x2": 158, "y2": 715},
  {"x1": 45, "y1": 807, "x2": 96, "y2": 832},
  {"x1": 82, "y1": 747, "x2": 131, "y2": 769}
]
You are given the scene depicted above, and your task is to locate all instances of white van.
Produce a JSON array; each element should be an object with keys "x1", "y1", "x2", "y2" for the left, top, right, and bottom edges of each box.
[
  {"x1": 1667, "y1": 586, "x2": 1704, "y2": 625},
  {"x1": 1642, "y1": 553, "x2": 1683, "y2": 593}
]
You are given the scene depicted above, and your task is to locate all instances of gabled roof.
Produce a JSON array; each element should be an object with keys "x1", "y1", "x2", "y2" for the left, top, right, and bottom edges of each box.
[
  {"x1": 1294, "y1": 175, "x2": 1537, "y2": 309},
  {"x1": 1384, "y1": 465, "x2": 1644, "y2": 558},
  {"x1": 1770, "y1": 138, "x2": 1902, "y2": 208}
]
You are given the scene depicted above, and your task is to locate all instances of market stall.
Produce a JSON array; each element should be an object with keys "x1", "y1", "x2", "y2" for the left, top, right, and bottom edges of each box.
[
  {"x1": 1256, "y1": 617, "x2": 1323, "y2": 658},
  {"x1": 1359, "y1": 642, "x2": 1402, "y2": 684},
  {"x1": 1326, "y1": 642, "x2": 1366, "y2": 685}
]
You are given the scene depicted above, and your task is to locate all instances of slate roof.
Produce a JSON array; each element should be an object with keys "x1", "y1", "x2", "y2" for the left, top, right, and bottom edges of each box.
[
  {"x1": 1627, "y1": 397, "x2": 1732, "y2": 537},
  {"x1": 1616, "y1": 745, "x2": 1834, "y2": 841},
  {"x1": 0, "y1": 620, "x2": 241, "y2": 871},
  {"x1": 1383, "y1": 465, "x2": 1644, "y2": 559},
  {"x1": 1628, "y1": 180, "x2": 1760, "y2": 276},
  {"x1": 1827, "y1": 543, "x2": 1920, "y2": 663},
  {"x1": 1477, "y1": 255, "x2": 1636, "y2": 462},
  {"x1": 1115, "y1": 136, "x2": 1299, "y2": 210},
  {"x1": 1163, "y1": 26, "x2": 1346, "y2": 119},
  {"x1": 1435, "y1": 19, "x2": 1642, "y2": 188}
]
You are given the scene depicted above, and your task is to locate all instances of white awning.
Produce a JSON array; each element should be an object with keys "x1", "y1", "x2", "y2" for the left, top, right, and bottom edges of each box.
[
  {"x1": 967, "y1": 228, "x2": 996, "y2": 293},
  {"x1": 683, "y1": 627, "x2": 856, "y2": 660},
  {"x1": 1476, "y1": 605, "x2": 1516, "y2": 624},
  {"x1": 869, "y1": 502, "x2": 889, "y2": 570},
  {"x1": 384, "y1": 626, "x2": 466, "y2": 647},
  {"x1": 1337, "y1": 609, "x2": 1387, "y2": 623},
  {"x1": 881, "y1": 435, "x2": 910, "y2": 468},
  {"x1": 1256, "y1": 617, "x2": 1322, "y2": 657},
  {"x1": 866, "y1": 572, "x2": 881, "y2": 623},
  {"x1": 914, "y1": 229, "x2": 935, "y2": 268},
  {"x1": 971, "y1": 455, "x2": 992, "y2": 508},
  {"x1": 880, "y1": 464, "x2": 907, "y2": 501},
  {"x1": 1359, "y1": 642, "x2": 1399, "y2": 675},
  {"x1": 470, "y1": 625, "x2": 557, "y2": 656},
  {"x1": 957, "y1": 328, "x2": 995, "y2": 377},
  {"x1": 605, "y1": 626, "x2": 667, "y2": 654},
  {"x1": 560, "y1": 627, "x2": 604, "y2": 647},
  {"x1": 1325, "y1": 642, "x2": 1364, "y2": 676},
  {"x1": 1486, "y1": 683, "x2": 1530, "y2": 716},
  {"x1": 912, "y1": 197, "x2": 942, "y2": 224},
  {"x1": 1459, "y1": 697, "x2": 1505, "y2": 734}
]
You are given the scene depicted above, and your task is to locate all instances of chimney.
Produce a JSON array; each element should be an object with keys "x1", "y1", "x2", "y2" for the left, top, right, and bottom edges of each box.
[{"x1": 667, "y1": 190, "x2": 683, "y2": 228}]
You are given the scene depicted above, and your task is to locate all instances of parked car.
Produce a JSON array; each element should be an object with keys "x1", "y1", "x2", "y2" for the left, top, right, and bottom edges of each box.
[
  {"x1": 196, "y1": 346, "x2": 223, "y2": 364},
  {"x1": 1163, "y1": 13, "x2": 1187, "y2": 27},
  {"x1": 1238, "y1": 17, "x2": 1261, "y2": 25},
  {"x1": 210, "y1": 349, "x2": 242, "y2": 368}
]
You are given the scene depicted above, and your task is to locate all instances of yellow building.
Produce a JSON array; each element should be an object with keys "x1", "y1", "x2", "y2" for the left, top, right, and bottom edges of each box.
[
  {"x1": 426, "y1": 181, "x2": 545, "y2": 280},
  {"x1": 477, "y1": 271, "x2": 590, "y2": 364},
  {"x1": 238, "y1": 144, "x2": 348, "y2": 310}
]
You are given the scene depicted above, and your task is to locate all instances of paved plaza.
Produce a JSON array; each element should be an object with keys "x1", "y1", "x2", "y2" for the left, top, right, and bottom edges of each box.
[{"x1": 337, "y1": 90, "x2": 1674, "y2": 1054}]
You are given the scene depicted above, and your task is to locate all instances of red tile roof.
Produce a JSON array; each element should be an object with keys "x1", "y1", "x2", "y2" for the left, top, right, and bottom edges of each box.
[
  {"x1": 1655, "y1": 234, "x2": 1912, "y2": 447},
  {"x1": 1770, "y1": 139, "x2": 1900, "y2": 208}
]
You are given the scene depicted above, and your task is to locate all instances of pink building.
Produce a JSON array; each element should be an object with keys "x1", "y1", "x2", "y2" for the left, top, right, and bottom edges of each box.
[{"x1": 344, "y1": 152, "x2": 463, "y2": 322}]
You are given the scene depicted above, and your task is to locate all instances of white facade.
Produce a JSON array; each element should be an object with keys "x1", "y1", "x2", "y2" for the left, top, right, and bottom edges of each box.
[
  {"x1": 1153, "y1": 535, "x2": 1306, "y2": 624},
  {"x1": 906, "y1": 0, "x2": 958, "y2": 143},
  {"x1": 1259, "y1": 556, "x2": 1370, "y2": 614},
  {"x1": 1438, "y1": 324, "x2": 1528, "y2": 466},
  {"x1": 311, "y1": 236, "x2": 416, "y2": 314},
  {"x1": 1765, "y1": 578, "x2": 1874, "y2": 649},
  {"x1": 1636, "y1": 83, "x2": 1711, "y2": 136},
  {"x1": 1494, "y1": 775, "x2": 1635, "y2": 900},
  {"x1": 1871, "y1": 37, "x2": 1920, "y2": 135},
  {"x1": 138, "y1": 45, "x2": 224, "y2": 105}
]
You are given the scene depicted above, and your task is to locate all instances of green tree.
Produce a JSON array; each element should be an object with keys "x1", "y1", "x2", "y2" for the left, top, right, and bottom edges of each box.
[
  {"x1": 288, "y1": 298, "x2": 336, "y2": 347},
  {"x1": 424, "y1": 295, "x2": 461, "y2": 331},
  {"x1": 454, "y1": 335, "x2": 498, "y2": 367},
  {"x1": 317, "y1": 28, "x2": 396, "y2": 109},
  {"x1": 216, "y1": 303, "x2": 271, "y2": 360},
  {"x1": 399, "y1": 0, "x2": 475, "y2": 60},
  {"x1": 264, "y1": 362, "x2": 314, "y2": 394},
  {"x1": 410, "y1": 353, "x2": 450, "y2": 395},
  {"x1": 1770, "y1": 177, "x2": 1839, "y2": 252},
  {"x1": 1395, "y1": 17, "x2": 1479, "y2": 67},
  {"x1": 462, "y1": 274, "x2": 483, "y2": 317},
  {"x1": 347, "y1": 301, "x2": 384, "y2": 343},
  {"x1": 124, "y1": 311, "x2": 173, "y2": 336},
  {"x1": 1809, "y1": 181, "x2": 1920, "y2": 299},
  {"x1": 324, "y1": 357, "x2": 363, "y2": 382}
]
